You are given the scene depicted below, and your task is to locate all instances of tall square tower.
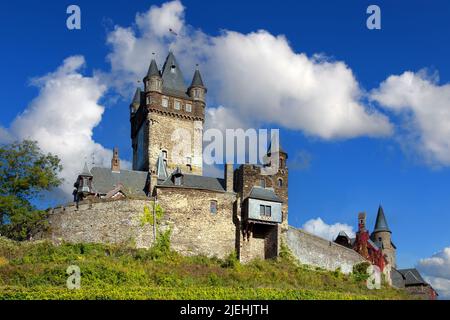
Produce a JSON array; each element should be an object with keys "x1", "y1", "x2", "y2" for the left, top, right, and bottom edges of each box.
[{"x1": 130, "y1": 52, "x2": 206, "y2": 186}]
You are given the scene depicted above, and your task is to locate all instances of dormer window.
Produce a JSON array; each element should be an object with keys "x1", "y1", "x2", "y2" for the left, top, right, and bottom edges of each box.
[
  {"x1": 171, "y1": 64, "x2": 176, "y2": 73},
  {"x1": 174, "y1": 176, "x2": 182, "y2": 186}
]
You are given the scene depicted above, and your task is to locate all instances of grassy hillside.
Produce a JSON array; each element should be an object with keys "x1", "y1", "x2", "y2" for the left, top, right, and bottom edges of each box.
[{"x1": 0, "y1": 236, "x2": 414, "y2": 300}]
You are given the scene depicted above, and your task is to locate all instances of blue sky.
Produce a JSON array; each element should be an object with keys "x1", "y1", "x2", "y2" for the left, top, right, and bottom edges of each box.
[{"x1": 1, "y1": 0, "x2": 450, "y2": 296}]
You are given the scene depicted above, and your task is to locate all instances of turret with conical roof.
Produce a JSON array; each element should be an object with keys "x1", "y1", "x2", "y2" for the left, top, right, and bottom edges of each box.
[
  {"x1": 144, "y1": 57, "x2": 162, "y2": 94},
  {"x1": 188, "y1": 67, "x2": 207, "y2": 103},
  {"x1": 371, "y1": 205, "x2": 397, "y2": 268},
  {"x1": 130, "y1": 88, "x2": 141, "y2": 116},
  {"x1": 373, "y1": 205, "x2": 391, "y2": 233}
]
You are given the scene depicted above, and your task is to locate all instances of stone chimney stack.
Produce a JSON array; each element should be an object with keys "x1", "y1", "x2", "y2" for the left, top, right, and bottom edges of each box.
[
  {"x1": 224, "y1": 163, "x2": 234, "y2": 192},
  {"x1": 358, "y1": 212, "x2": 366, "y2": 232},
  {"x1": 111, "y1": 147, "x2": 120, "y2": 172}
]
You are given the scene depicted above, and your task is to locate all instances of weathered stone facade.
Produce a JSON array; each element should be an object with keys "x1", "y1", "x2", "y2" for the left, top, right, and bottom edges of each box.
[
  {"x1": 45, "y1": 199, "x2": 154, "y2": 249},
  {"x1": 156, "y1": 187, "x2": 237, "y2": 259},
  {"x1": 287, "y1": 226, "x2": 366, "y2": 274}
]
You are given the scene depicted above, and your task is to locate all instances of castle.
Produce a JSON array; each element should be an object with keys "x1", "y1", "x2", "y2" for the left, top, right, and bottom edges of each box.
[{"x1": 45, "y1": 52, "x2": 436, "y2": 298}]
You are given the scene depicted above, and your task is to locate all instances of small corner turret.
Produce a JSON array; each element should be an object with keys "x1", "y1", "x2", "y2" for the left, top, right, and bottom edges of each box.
[{"x1": 188, "y1": 67, "x2": 207, "y2": 103}]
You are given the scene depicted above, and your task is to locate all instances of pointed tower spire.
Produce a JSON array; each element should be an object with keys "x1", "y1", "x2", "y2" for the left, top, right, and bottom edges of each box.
[
  {"x1": 188, "y1": 64, "x2": 207, "y2": 102},
  {"x1": 373, "y1": 205, "x2": 391, "y2": 233},
  {"x1": 132, "y1": 87, "x2": 141, "y2": 104},
  {"x1": 190, "y1": 68, "x2": 205, "y2": 87},
  {"x1": 147, "y1": 58, "x2": 160, "y2": 77},
  {"x1": 81, "y1": 162, "x2": 92, "y2": 177},
  {"x1": 161, "y1": 51, "x2": 186, "y2": 93},
  {"x1": 144, "y1": 53, "x2": 162, "y2": 93},
  {"x1": 130, "y1": 87, "x2": 141, "y2": 116}
]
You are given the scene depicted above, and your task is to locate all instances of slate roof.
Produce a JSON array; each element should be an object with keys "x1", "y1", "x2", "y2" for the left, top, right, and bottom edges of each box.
[
  {"x1": 80, "y1": 162, "x2": 93, "y2": 177},
  {"x1": 190, "y1": 69, "x2": 205, "y2": 87},
  {"x1": 246, "y1": 186, "x2": 283, "y2": 203},
  {"x1": 373, "y1": 205, "x2": 391, "y2": 233},
  {"x1": 90, "y1": 167, "x2": 149, "y2": 197},
  {"x1": 267, "y1": 142, "x2": 287, "y2": 157},
  {"x1": 132, "y1": 88, "x2": 141, "y2": 105},
  {"x1": 398, "y1": 268, "x2": 428, "y2": 286},
  {"x1": 147, "y1": 59, "x2": 160, "y2": 77},
  {"x1": 161, "y1": 52, "x2": 187, "y2": 95},
  {"x1": 391, "y1": 268, "x2": 407, "y2": 288},
  {"x1": 158, "y1": 171, "x2": 226, "y2": 192}
]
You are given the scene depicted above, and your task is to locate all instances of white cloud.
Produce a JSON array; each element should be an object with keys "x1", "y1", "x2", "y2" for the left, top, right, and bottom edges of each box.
[
  {"x1": 302, "y1": 217, "x2": 355, "y2": 241},
  {"x1": 0, "y1": 126, "x2": 13, "y2": 144},
  {"x1": 105, "y1": 0, "x2": 392, "y2": 140},
  {"x1": 5, "y1": 56, "x2": 129, "y2": 197},
  {"x1": 371, "y1": 71, "x2": 450, "y2": 166},
  {"x1": 417, "y1": 247, "x2": 450, "y2": 299}
]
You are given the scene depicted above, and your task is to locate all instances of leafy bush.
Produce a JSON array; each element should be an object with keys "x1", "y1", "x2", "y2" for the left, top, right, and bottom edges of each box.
[{"x1": 352, "y1": 262, "x2": 371, "y2": 282}]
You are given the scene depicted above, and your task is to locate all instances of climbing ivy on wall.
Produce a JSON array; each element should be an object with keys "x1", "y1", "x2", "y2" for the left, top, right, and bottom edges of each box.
[{"x1": 140, "y1": 202, "x2": 164, "y2": 227}]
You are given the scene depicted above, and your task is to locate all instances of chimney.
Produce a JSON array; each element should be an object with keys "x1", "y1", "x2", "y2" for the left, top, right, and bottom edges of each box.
[
  {"x1": 358, "y1": 212, "x2": 366, "y2": 232},
  {"x1": 111, "y1": 147, "x2": 120, "y2": 172},
  {"x1": 224, "y1": 163, "x2": 234, "y2": 192}
]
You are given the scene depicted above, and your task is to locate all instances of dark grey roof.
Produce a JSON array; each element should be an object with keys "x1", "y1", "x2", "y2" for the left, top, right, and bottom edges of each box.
[
  {"x1": 147, "y1": 59, "x2": 160, "y2": 77},
  {"x1": 90, "y1": 167, "x2": 149, "y2": 197},
  {"x1": 162, "y1": 87, "x2": 191, "y2": 100},
  {"x1": 391, "y1": 268, "x2": 406, "y2": 288},
  {"x1": 161, "y1": 52, "x2": 187, "y2": 94},
  {"x1": 398, "y1": 268, "x2": 428, "y2": 286},
  {"x1": 247, "y1": 187, "x2": 283, "y2": 203},
  {"x1": 337, "y1": 231, "x2": 350, "y2": 238},
  {"x1": 190, "y1": 69, "x2": 205, "y2": 87},
  {"x1": 368, "y1": 239, "x2": 380, "y2": 250},
  {"x1": 267, "y1": 142, "x2": 287, "y2": 157},
  {"x1": 158, "y1": 171, "x2": 226, "y2": 192},
  {"x1": 80, "y1": 162, "x2": 92, "y2": 177},
  {"x1": 132, "y1": 88, "x2": 141, "y2": 105},
  {"x1": 373, "y1": 205, "x2": 391, "y2": 233}
]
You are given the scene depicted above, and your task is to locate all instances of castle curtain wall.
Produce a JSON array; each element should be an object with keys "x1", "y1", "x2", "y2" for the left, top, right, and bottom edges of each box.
[
  {"x1": 156, "y1": 187, "x2": 237, "y2": 259},
  {"x1": 287, "y1": 226, "x2": 366, "y2": 274}
]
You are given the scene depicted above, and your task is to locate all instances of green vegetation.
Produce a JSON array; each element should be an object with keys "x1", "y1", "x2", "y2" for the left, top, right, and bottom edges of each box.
[
  {"x1": 0, "y1": 236, "x2": 414, "y2": 300},
  {"x1": 0, "y1": 140, "x2": 62, "y2": 240},
  {"x1": 140, "y1": 203, "x2": 164, "y2": 227}
]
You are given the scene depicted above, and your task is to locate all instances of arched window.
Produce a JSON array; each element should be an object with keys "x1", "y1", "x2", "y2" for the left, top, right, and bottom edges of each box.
[{"x1": 277, "y1": 178, "x2": 283, "y2": 187}]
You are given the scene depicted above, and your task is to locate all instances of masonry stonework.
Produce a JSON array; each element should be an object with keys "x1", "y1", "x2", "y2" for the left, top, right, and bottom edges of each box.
[
  {"x1": 156, "y1": 188, "x2": 237, "y2": 259},
  {"x1": 287, "y1": 226, "x2": 366, "y2": 274}
]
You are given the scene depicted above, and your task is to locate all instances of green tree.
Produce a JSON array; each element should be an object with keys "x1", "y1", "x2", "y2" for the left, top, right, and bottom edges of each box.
[{"x1": 0, "y1": 140, "x2": 63, "y2": 240}]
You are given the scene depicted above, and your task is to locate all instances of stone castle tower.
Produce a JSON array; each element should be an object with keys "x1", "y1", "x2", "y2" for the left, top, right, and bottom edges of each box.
[
  {"x1": 130, "y1": 52, "x2": 206, "y2": 188},
  {"x1": 371, "y1": 205, "x2": 397, "y2": 268}
]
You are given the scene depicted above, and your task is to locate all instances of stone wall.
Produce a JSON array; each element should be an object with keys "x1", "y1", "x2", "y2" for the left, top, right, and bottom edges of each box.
[
  {"x1": 286, "y1": 226, "x2": 366, "y2": 274},
  {"x1": 45, "y1": 199, "x2": 154, "y2": 248},
  {"x1": 45, "y1": 192, "x2": 237, "y2": 260},
  {"x1": 156, "y1": 187, "x2": 237, "y2": 259}
]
